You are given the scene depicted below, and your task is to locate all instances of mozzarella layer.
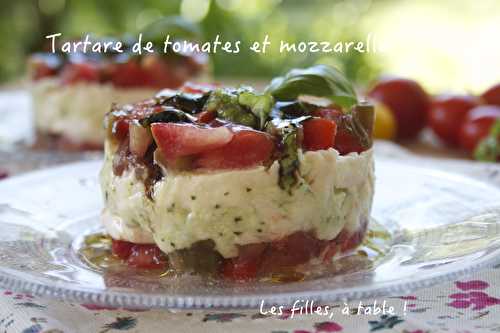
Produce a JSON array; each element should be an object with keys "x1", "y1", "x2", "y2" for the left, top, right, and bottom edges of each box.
[
  {"x1": 100, "y1": 145, "x2": 374, "y2": 258},
  {"x1": 31, "y1": 79, "x2": 157, "y2": 145}
]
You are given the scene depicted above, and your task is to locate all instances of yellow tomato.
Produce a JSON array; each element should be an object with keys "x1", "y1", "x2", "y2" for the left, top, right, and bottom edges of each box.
[{"x1": 373, "y1": 102, "x2": 397, "y2": 140}]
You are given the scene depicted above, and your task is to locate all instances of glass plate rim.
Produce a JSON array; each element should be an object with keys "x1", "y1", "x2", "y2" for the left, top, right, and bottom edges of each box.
[{"x1": 0, "y1": 160, "x2": 500, "y2": 309}]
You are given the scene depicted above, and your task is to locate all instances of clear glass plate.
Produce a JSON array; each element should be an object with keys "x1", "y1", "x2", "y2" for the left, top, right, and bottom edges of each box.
[{"x1": 0, "y1": 158, "x2": 499, "y2": 309}]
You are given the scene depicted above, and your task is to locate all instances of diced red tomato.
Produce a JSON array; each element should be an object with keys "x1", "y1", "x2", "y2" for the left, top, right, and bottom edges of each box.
[
  {"x1": 110, "y1": 60, "x2": 152, "y2": 87},
  {"x1": 151, "y1": 123, "x2": 233, "y2": 160},
  {"x1": 313, "y1": 108, "x2": 365, "y2": 154},
  {"x1": 195, "y1": 129, "x2": 275, "y2": 169},
  {"x1": 112, "y1": 118, "x2": 130, "y2": 141},
  {"x1": 334, "y1": 127, "x2": 366, "y2": 154},
  {"x1": 197, "y1": 110, "x2": 216, "y2": 123},
  {"x1": 127, "y1": 244, "x2": 168, "y2": 270},
  {"x1": 312, "y1": 107, "x2": 342, "y2": 120},
  {"x1": 259, "y1": 232, "x2": 323, "y2": 272},
  {"x1": 302, "y1": 118, "x2": 337, "y2": 151},
  {"x1": 60, "y1": 62, "x2": 100, "y2": 84},
  {"x1": 111, "y1": 239, "x2": 134, "y2": 260},
  {"x1": 222, "y1": 243, "x2": 267, "y2": 280}
]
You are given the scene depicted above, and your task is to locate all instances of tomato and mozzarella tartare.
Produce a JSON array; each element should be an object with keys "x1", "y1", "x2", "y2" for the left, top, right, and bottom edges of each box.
[
  {"x1": 99, "y1": 65, "x2": 375, "y2": 280},
  {"x1": 29, "y1": 32, "x2": 208, "y2": 150}
]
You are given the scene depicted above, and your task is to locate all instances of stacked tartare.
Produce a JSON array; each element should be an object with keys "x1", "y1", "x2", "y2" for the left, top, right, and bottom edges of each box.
[
  {"x1": 99, "y1": 65, "x2": 375, "y2": 280},
  {"x1": 30, "y1": 35, "x2": 208, "y2": 150}
]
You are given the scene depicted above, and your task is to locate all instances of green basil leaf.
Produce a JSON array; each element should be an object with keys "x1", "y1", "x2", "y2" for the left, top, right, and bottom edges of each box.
[{"x1": 265, "y1": 64, "x2": 358, "y2": 109}]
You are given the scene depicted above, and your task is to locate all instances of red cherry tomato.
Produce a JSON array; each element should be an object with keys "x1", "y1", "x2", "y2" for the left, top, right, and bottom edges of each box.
[
  {"x1": 481, "y1": 83, "x2": 500, "y2": 106},
  {"x1": 368, "y1": 77, "x2": 430, "y2": 140},
  {"x1": 111, "y1": 239, "x2": 134, "y2": 260},
  {"x1": 459, "y1": 105, "x2": 500, "y2": 152},
  {"x1": 194, "y1": 130, "x2": 275, "y2": 170},
  {"x1": 302, "y1": 118, "x2": 337, "y2": 151},
  {"x1": 151, "y1": 123, "x2": 233, "y2": 160},
  {"x1": 127, "y1": 244, "x2": 168, "y2": 270},
  {"x1": 60, "y1": 62, "x2": 100, "y2": 84},
  {"x1": 429, "y1": 95, "x2": 479, "y2": 146}
]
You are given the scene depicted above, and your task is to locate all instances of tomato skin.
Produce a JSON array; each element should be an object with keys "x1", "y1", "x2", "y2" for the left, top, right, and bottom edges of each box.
[
  {"x1": 197, "y1": 110, "x2": 216, "y2": 123},
  {"x1": 302, "y1": 118, "x2": 337, "y2": 151},
  {"x1": 459, "y1": 105, "x2": 500, "y2": 152},
  {"x1": 481, "y1": 83, "x2": 500, "y2": 106},
  {"x1": 111, "y1": 240, "x2": 134, "y2": 260},
  {"x1": 195, "y1": 130, "x2": 275, "y2": 170},
  {"x1": 127, "y1": 244, "x2": 168, "y2": 270},
  {"x1": 429, "y1": 95, "x2": 479, "y2": 146},
  {"x1": 112, "y1": 118, "x2": 130, "y2": 141},
  {"x1": 368, "y1": 77, "x2": 430, "y2": 140},
  {"x1": 151, "y1": 123, "x2": 233, "y2": 160},
  {"x1": 312, "y1": 108, "x2": 366, "y2": 154},
  {"x1": 60, "y1": 62, "x2": 100, "y2": 84},
  {"x1": 334, "y1": 126, "x2": 365, "y2": 154}
]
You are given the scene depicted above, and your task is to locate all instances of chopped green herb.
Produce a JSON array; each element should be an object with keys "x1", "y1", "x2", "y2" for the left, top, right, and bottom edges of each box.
[
  {"x1": 277, "y1": 123, "x2": 300, "y2": 193},
  {"x1": 238, "y1": 91, "x2": 274, "y2": 129}
]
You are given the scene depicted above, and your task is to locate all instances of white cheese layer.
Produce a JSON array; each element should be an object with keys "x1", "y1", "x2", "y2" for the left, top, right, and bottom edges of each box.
[
  {"x1": 100, "y1": 145, "x2": 374, "y2": 258},
  {"x1": 31, "y1": 79, "x2": 157, "y2": 145}
]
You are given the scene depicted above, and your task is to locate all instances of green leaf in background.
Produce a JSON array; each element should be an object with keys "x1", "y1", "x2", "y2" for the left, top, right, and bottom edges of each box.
[
  {"x1": 474, "y1": 119, "x2": 500, "y2": 162},
  {"x1": 264, "y1": 64, "x2": 358, "y2": 110},
  {"x1": 141, "y1": 16, "x2": 202, "y2": 45}
]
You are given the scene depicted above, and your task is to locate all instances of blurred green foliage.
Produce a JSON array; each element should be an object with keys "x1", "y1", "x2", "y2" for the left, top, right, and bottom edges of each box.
[{"x1": 0, "y1": 0, "x2": 380, "y2": 83}]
